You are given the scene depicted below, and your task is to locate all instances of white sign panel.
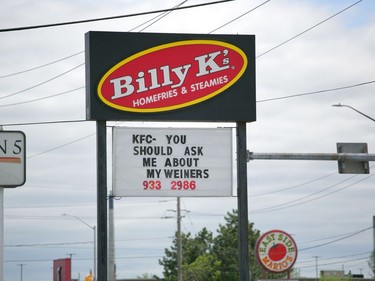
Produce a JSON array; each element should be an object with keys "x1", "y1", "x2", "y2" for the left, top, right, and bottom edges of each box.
[
  {"x1": 113, "y1": 127, "x2": 233, "y2": 197},
  {"x1": 0, "y1": 131, "x2": 26, "y2": 187}
]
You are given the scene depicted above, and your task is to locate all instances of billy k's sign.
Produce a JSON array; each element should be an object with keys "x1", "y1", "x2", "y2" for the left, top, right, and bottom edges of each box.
[{"x1": 85, "y1": 32, "x2": 255, "y2": 122}]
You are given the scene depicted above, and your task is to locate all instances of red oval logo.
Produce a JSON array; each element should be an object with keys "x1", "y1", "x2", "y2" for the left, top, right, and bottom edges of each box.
[{"x1": 98, "y1": 40, "x2": 247, "y2": 113}]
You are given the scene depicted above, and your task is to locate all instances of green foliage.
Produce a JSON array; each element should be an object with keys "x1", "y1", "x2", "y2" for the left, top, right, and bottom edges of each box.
[
  {"x1": 183, "y1": 254, "x2": 222, "y2": 281},
  {"x1": 137, "y1": 272, "x2": 159, "y2": 279},
  {"x1": 159, "y1": 209, "x2": 288, "y2": 281}
]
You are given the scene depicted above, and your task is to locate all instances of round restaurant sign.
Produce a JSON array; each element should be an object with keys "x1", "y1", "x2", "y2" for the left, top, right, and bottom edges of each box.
[{"x1": 255, "y1": 229, "x2": 297, "y2": 273}]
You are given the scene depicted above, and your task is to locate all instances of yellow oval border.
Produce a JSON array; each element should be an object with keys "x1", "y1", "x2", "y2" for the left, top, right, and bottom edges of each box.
[{"x1": 97, "y1": 40, "x2": 248, "y2": 113}]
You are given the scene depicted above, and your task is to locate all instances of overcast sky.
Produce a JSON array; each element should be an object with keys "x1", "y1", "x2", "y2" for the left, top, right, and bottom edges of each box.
[{"x1": 1, "y1": 0, "x2": 375, "y2": 280}]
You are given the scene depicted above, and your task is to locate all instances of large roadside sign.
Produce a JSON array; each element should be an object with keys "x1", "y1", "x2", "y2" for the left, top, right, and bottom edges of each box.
[
  {"x1": 0, "y1": 131, "x2": 26, "y2": 187},
  {"x1": 113, "y1": 127, "x2": 233, "y2": 197},
  {"x1": 85, "y1": 31, "x2": 256, "y2": 122}
]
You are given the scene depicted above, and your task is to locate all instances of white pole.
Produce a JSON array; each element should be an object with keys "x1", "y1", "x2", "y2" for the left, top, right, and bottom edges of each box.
[
  {"x1": 107, "y1": 194, "x2": 115, "y2": 281},
  {"x1": 0, "y1": 187, "x2": 3, "y2": 281},
  {"x1": 0, "y1": 125, "x2": 3, "y2": 280},
  {"x1": 177, "y1": 197, "x2": 182, "y2": 281},
  {"x1": 93, "y1": 225, "x2": 96, "y2": 281}
]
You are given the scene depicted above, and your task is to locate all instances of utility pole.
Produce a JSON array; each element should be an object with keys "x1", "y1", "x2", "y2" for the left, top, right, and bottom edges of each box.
[
  {"x1": 177, "y1": 197, "x2": 182, "y2": 281},
  {"x1": 313, "y1": 256, "x2": 320, "y2": 279},
  {"x1": 165, "y1": 198, "x2": 185, "y2": 281},
  {"x1": 17, "y1": 263, "x2": 25, "y2": 281},
  {"x1": 108, "y1": 193, "x2": 116, "y2": 281},
  {"x1": 63, "y1": 213, "x2": 96, "y2": 281},
  {"x1": 373, "y1": 216, "x2": 375, "y2": 276}
]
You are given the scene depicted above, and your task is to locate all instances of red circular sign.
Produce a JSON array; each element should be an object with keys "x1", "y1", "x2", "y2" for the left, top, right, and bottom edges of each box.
[{"x1": 255, "y1": 229, "x2": 298, "y2": 273}]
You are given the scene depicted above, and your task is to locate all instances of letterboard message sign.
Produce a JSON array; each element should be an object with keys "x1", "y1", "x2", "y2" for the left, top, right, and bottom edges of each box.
[
  {"x1": 113, "y1": 127, "x2": 233, "y2": 197},
  {"x1": 85, "y1": 31, "x2": 256, "y2": 122}
]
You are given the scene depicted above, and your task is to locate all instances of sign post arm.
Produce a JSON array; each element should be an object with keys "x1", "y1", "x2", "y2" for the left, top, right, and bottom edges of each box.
[{"x1": 237, "y1": 121, "x2": 250, "y2": 281}]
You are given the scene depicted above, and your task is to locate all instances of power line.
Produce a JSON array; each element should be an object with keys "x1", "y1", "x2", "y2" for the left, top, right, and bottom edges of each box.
[
  {"x1": 251, "y1": 172, "x2": 335, "y2": 197},
  {"x1": 27, "y1": 132, "x2": 95, "y2": 159},
  {"x1": 0, "y1": 0, "x2": 234, "y2": 33},
  {"x1": 252, "y1": 172, "x2": 375, "y2": 213},
  {"x1": 208, "y1": 0, "x2": 271, "y2": 33},
  {"x1": 0, "y1": 119, "x2": 88, "y2": 127},
  {"x1": 299, "y1": 226, "x2": 373, "y2": 251},
  {"x1": 257, "y1": 80, "x2": 375, "y2": 103},
  {"x1": 0, "y1": 86, "x2": 84, "y2": 107},
  {"x1": 0, "y1": 63, "x2": 84, "y2": 100},
  {"x1": 298, "y1": 251, "x2": 371, "y2": 265},
  {"x1": 135, "y1": 0, "x2": 188, "y2": 32},
  {"x1": 252, "y1": 175, "x2": 353, "y2": 213},
  {"x1": 0, "y1": 0, "x2": 183, "y2": 78},
  {"x1": 256, "y1": 0, "x2": 363, "y2": 58},
  {"x1": 5, "y1": 241, "x2": 92, "y2": 247},
  {"x1": 298, "y1": 255, "x2": 370, "y2": 269},
  {"x1": 0, "y1": 51, "x2": 83, "y2": 79}
]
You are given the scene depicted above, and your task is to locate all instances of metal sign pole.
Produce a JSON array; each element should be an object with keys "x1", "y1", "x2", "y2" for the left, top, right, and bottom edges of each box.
[
  {"x1": 0, "y1": 187, "x2": 3, "y2": 281},
  {"x1": 0, "y1": 125, "x2": 3, "y2": 280},
  {"x1": 237, "y1": 122, "x2": 250, "y2": 281},
  {"x1": 97, "y1": 121, "x2": 108, "y2": 281}
]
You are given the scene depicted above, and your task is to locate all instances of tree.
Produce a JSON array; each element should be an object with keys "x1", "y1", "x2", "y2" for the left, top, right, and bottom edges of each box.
[
  {"x1": 137, "y1": 273, "x2": 159, "y2": 279},
  {"x1": 159, "y1": 210, "x2": 284, "y2": 281},
  {"x1": 159, "y1": 229, "x2": 214, "y2": 281},
  {"x1": 183, "y1": 254, "x2": 221, "y2": 281}
]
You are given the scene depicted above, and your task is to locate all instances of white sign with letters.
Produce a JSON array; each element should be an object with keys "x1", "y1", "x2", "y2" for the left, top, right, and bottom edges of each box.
[
  {"x1": 0, "y1": 131, "x2": 26, "y2": 187},
  {"x1": 113, "y1": 127, "x2": 233, "y2": 197}
]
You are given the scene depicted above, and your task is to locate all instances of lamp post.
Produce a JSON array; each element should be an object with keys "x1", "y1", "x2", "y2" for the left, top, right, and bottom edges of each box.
[
  {"x1": 63, "y1": 214, "x2": 96, "y2": 281},
  {"x1": 332, "y1": 103, "x2": 375, "y2": 122}
]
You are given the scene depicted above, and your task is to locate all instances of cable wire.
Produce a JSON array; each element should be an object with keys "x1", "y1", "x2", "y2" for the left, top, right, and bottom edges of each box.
[
  {"x1": 27, "y1": 132, "x2": 95, "y2": 159},
  {"x1": 0, "y1": 86, "x2": 84, "y2": 107},
  {"x1": 0, "y1": 51, "x2": 83, "y2": 79},
  {"x1": 256, "y1": 0, "x2": 363, "y2": 58},
  {"x1": 299, "y1": 226, "x2": 373, "y2": 251},
  {"x1": 0, "y1": 63, "x2": 84, "y2": 100},
  {"x1": 0, "y1": 0, "x2": 185, "y2": 78},
  {"x1": 0, "y1": 0, "x2": 234, "y2": 33},
  {"x1": 136, "y1": 0, "x2": 188, "y2": 32},
  {"x1": 209, "y1": 0, "x2": 271, "y2": 33},
  {"x1": 257, "y1": 80, "x2": 375, "y2": 103},
  {"x1": 251, "y1": 172, "x2": 335, "y2": 197},
  {"x1": 253, "y1": 173, "x2": 374, "y2": 213}
]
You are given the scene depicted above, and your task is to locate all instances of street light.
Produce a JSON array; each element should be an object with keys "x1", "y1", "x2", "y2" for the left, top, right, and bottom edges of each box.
[
  {"x1": 332, "y1": 103, "x2": 375, "y2": 122},
  {"x1": 63, "y1": 213, "x2": 96, "y2": 281}
]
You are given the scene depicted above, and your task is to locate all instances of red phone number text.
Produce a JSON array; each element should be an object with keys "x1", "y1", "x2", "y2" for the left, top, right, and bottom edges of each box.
[{"x1": 143, "y1": 180, "x2": 196, "y2": 190}]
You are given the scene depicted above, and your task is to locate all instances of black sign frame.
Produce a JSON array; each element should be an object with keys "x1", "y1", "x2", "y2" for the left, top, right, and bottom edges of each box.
[{"x1": 85, "y1": 31, "x2": 256, "y2": 122}]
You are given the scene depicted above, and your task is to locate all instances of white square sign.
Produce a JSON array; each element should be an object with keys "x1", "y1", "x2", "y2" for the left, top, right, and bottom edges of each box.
[
  {"x1": 0, "y1": 131, "x2": 26, "y2": 187},
  {"x1": 113, "y1": 127, "x2": 233, "y2": 197}
]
